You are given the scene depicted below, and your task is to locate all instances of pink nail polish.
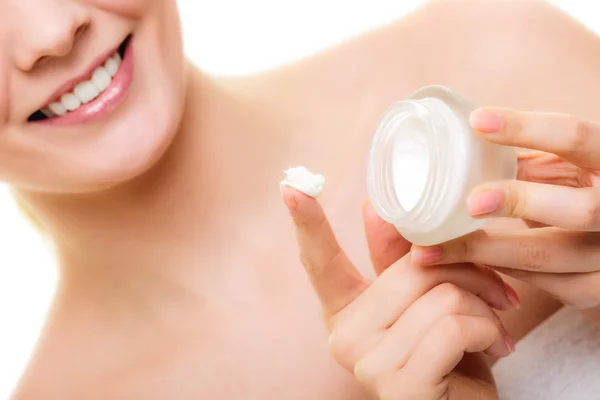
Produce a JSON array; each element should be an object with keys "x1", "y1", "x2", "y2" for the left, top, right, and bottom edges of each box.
[
  {"x1": 411, "y1": 247, "x2": 443, "y2": 265},
  {"x1": 503, "y1": 282, "x2": 521, "y2": 310},
  {"x1": 504, "y1": 335, "x2": 516, "y2": 354},
  {"x1": 467, "y1": 191, "x2": 502, "y2": 216},
  {"x1": 470, "y1": 109, "x2": 503, "y2": 133}
]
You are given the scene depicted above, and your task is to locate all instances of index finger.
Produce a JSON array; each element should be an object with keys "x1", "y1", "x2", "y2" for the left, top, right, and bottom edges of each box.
[
  {"x1": 282, "y1": 186, "x2": 369, "y2": 318},
  {"x1": 470, "y1": 108, "x2": 600, "y2": 170}
]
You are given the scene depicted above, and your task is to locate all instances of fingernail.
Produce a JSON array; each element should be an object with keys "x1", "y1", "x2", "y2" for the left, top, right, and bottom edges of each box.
[
  {"x1": 467, "y1": 191, "x2": 502, "y2": 216},
  {"x1": 470, "y1": 109, "x2": 503, "y2": 133},
  {"x1": 411, "y1": 246, "x2": 443, "y2": 265},
  {"x1": 503, "y1": 282, "x2": 521, "y2": 310},
  {"x1": 504, "y1": 334, "x2": 516, "y2": 354}
]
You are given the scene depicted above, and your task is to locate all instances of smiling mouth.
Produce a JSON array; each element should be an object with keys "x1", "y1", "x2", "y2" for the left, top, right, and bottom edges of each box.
[{"x1": 28, "y1": 35, "x2": 132, "y2": 122}]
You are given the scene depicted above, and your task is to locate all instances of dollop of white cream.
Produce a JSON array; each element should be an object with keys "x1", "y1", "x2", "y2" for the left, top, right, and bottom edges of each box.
[{"x1": 281, "y1": 166, "x2": 326, "y2": 198}]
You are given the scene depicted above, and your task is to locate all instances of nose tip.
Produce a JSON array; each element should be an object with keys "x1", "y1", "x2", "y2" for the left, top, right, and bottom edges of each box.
[{"x1": 16, "y1": 17, "x2": 89, "y2": 72}]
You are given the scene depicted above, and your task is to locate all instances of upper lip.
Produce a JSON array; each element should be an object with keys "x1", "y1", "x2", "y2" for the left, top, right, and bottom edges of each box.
[{"x1": 40, "y1": 42, "x2": 122, "y2": 109}]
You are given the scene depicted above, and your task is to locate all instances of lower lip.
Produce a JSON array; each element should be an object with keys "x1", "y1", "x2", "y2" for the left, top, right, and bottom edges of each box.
[{"x1": 41, "y1": 39, "x2": 135, "y2": 126}]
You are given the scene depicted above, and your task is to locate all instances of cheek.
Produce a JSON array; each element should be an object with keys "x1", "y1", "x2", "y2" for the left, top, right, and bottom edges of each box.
[
  {"x1": 138, "y1": 0, "x2": 185, "y2": 120},
  {"x1": 149, "y1": 0, "x2": 183, "y2": 57}
]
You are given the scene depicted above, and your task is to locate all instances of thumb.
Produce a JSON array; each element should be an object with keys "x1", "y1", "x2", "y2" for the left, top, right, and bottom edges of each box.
[{"x1": 362, "y1": 200, "x2": 412, "y2": 275}]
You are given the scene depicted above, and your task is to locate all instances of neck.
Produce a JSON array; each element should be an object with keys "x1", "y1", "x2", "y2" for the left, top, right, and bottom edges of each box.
[{"x1": 15, "y1": 66, "x2": 300, "y2": 305}]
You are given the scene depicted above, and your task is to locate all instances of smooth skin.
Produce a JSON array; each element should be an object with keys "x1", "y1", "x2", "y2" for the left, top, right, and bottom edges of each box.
[
  {"x1": 4, "y1": 0, "x2": 600, "y2": 398},
  {"x1": 413, "y1": 108, "x2": 600, "y2": 325}
]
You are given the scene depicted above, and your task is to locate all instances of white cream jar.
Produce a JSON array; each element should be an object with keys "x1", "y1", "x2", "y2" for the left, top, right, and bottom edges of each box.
[{"x1": 367, "y1": 85, "x2": 517, "y2": 246}]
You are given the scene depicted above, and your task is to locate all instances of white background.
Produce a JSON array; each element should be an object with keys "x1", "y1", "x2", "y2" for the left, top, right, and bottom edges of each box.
[{"x1": 0, "y1": 0, "x2": 597, "y2": 397}]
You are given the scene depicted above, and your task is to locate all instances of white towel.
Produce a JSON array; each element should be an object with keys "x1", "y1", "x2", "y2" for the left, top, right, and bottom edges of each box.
[{"x1": 493, "y1": 307, "x2": 600, "y2": 399}]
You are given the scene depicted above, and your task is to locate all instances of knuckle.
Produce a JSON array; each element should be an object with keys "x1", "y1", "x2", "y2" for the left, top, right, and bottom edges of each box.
[
  {"x1": 446, "y1": 238, "x2": 473, "y2": 263},
  {"x1": 353, "y1": 359, "x2": 378, "y2": 387},
  {"x1": 440, "y1": 315, "x2": 465, "y2": 342},
  {"x1": 452, "y1": 230, "x2": 487, "y2": 262},
  {"x1": 376, "y1": 386, "x2": 393, "y2": 400},
  {"x1": 328, "y1": 329, "x2": 357, "y2": 365},
  {"x1": 315, "y1": 211, "x2": 329, "y2": 230},
  {"x1": 505, "y1": 186, "x2": 527, "y2": 218},
  {"x1": 300, "y1": 245, "x2": 344, "y2": 275},
  {"x1": 433, "y1": 283, "x2": 465, "y2": 313},
  {"x1": 483, "y1": 317, "x2": 500, "y2": 336},
  {"x1": 479, "y1": 319, "x2": 501, "y2": 352},
  {"x1": 457, "y1": 239, "x2": 471, "y2": 261},
  {"x1": 576, "y1": 194, "x2": 600, "y2": 230},
  {"x1": 565, "y1": 115, "x2": 591, "y2": 155},
  {"x1": 516, "y1": 241, "x2": 548, "y2": 271},
  {"x1": 295, "y1": 207, "x2": 326, "y2": 228},
  {"x1": 505, "y1": 111, "x2": 524, "y2": 138},
  {"x1": 299, "y1": 253, "x2": 322, "y2": 274}
]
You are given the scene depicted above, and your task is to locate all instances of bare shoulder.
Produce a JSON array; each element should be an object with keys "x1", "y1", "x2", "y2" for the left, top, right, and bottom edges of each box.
[
  {"x1": 404, "y1": 0, "x2": 600, "y2": 116},
  {"x1": 249, "y1": 0, "x2": 600, "y2": 121}
]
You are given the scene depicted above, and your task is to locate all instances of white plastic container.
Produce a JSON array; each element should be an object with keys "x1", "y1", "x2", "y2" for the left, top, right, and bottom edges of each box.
[{"x1": 367, "y1": 85, "x2": 517, "y2": 246}]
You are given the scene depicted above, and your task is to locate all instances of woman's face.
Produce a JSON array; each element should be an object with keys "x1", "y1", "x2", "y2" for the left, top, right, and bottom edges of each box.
[{"x1": 0, "y1": 0, "x2": 185, "y2": 192}]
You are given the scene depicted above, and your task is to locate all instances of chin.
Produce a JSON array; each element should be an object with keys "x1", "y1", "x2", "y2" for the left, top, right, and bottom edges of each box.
[
  {"x1": 75, "y1": 106, "x2": 183, "y2": 193},
  {"x1": 74, "y1": 72, "x2": 187, "y2": 193},
  {"x1": 70, "y1": 115, "x2": 184, "y2": 195}
]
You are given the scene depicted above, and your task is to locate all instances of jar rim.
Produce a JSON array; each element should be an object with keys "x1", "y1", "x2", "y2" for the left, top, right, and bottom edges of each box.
[
  {"x1": 367, "y1": 99, "x2": 445, "y2": 227},
  {"x1": 367, "y1": 85, "x2": 476, "y2": 231}
]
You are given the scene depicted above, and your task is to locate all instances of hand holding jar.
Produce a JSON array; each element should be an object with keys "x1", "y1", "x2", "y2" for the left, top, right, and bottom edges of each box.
[
  {"x1": 411, "y1": 108, "x2": 600, "y2": 327},
  {"x1": 281, "y1": 186, "x2": 513, "y2": 400}
]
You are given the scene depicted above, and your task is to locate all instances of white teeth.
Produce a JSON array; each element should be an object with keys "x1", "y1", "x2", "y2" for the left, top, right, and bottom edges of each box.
[
  {"x1": 92, "y1": 67, "x2": 112, "y2": 92},
  {"x1": 38, "y1": 50, "x2": 122, "y2": 118},
  {"x1": 48, "y1": 102, "x2": 67, "y2": 116},
  {"x1": 104, "y1": 53, "x2": 121, "y2": 77},
  {"x1": 61, "y1": 93, "x2": 81, "y2": 111},
  {"x1": 41, "y1": 108, "x2": 55, "y2": 118},
  {"x1": 74, "y1": 81, "x2": 100, "y2": 104}
]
